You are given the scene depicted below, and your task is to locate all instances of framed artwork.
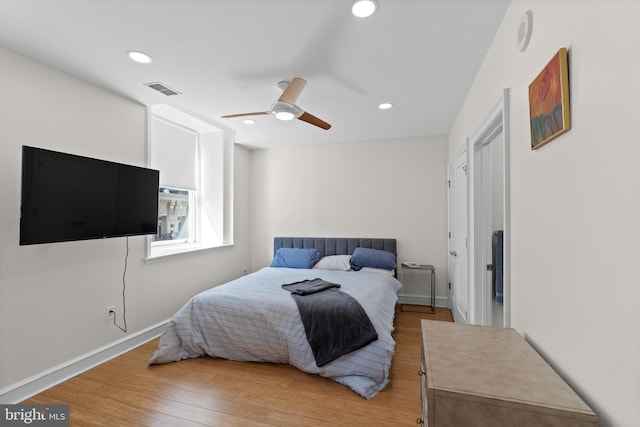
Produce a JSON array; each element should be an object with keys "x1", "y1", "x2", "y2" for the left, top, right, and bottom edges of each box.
[{"x1": 528, "y1": 47, "x2": 571, "y2": 150}]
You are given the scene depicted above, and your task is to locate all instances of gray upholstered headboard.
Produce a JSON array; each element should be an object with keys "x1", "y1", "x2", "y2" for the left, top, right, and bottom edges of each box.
[{"x1": 273, "y1": 237, "x2": 397, "y2": 258}]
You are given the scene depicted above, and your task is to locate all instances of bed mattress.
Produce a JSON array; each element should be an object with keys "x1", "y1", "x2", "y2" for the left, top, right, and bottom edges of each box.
[{"x1": 149, "y1": 266, "x2": 401, "y2": 398}]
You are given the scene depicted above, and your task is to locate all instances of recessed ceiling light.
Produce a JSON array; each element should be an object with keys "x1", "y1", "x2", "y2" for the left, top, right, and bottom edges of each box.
[
  {"x1": 243, "y1": 119, "x2": 256, "y2": 125},
  {"x1": 127, "y1": 50, "x2": 153, "y2": 64},
  {"x1": 378, "y1": 102, "x2": 393, "y2": 110},
  {"x1": 352, "y1": 0, "x2": 378, "y2": 18}
]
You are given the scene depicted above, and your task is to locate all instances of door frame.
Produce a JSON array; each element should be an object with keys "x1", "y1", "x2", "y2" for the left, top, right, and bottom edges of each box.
[{"x1": 469, "y1": 88, "x2": 511, "y2": 327}]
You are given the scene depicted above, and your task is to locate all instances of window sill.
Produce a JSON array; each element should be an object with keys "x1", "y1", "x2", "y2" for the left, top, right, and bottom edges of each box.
[{"x1": 144, "y1": 242, "x2": 234, "y2": 263}]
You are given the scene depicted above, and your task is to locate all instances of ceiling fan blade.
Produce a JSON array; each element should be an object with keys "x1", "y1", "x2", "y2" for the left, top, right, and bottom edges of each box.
[
  {"x1": 298, "y1": 111, "x2": 331, "y2": 130},
  {"x1": 278, "y1": 77, "x2": 307, "y2": 105},
  {"x1": 221, "y1": 111, "x2": 269, "y2": 118}
]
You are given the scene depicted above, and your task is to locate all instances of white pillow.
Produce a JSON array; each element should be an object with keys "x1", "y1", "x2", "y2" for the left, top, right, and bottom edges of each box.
[
  {"x1": 313, "y1": 254, "x2": 352, "y2": 271},
  {"x1": 359, "y1": 267, "x2": 395, "y2": 276}
]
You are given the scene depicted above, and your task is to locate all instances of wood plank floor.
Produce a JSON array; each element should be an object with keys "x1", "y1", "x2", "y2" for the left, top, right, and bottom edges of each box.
[{"x1": 24, "y1": 305, "x2": 453, "y2": 426}]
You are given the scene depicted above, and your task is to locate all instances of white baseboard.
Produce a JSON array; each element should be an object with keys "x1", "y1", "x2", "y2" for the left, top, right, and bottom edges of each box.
[
  {"x1": 0, "y1": 319, "x2": 169, "y2": 404},
  {"x1": 397, "y1": 293, "x2": 448, "y2": 308}
]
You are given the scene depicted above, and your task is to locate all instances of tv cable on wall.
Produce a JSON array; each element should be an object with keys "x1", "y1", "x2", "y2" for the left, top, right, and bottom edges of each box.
[{"x1": 110, "y1": 236, "x2": 129, "y2": 333}]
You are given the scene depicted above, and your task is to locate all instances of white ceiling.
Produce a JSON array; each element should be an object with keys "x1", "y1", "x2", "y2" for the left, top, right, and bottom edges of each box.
[{"x1": 0, "y1": 0, "x2": 510, "y2": 149}]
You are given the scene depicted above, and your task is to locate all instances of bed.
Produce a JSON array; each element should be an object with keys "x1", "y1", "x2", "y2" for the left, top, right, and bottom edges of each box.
[{"x1": 148, "y1": 237, "x2": 402, "y2": 399}]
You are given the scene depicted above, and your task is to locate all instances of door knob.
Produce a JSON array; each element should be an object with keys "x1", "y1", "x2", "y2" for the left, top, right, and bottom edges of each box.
[{"x1": 450, "y1": 251, "x2": 457, "y2": 257}]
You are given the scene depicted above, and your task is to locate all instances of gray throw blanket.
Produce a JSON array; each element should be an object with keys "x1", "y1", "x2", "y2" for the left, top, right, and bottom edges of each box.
[{"x1": 282, "y1": 278, "x2": 378, "y2": 367}]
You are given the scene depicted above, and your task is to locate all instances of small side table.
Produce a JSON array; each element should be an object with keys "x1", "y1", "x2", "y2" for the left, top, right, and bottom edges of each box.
[{"x1": 400, "y1": 264, "x2": 435, "y2": 313}]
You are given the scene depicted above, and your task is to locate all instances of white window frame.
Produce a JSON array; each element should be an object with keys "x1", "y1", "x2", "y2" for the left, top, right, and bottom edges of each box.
[{"x1": 145, "y1": 104, "x2": 233, "y2": 262}]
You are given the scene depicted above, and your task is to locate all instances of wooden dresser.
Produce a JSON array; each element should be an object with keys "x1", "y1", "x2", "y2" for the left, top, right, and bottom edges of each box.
[{"x1": 419, "y1": 320, "x2": 597, "y2": 426}]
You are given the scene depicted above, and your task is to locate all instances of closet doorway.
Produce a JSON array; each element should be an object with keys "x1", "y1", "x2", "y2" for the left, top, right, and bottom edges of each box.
[{"x1": 471, "y1": 89, "x2": 510, "y2": 328}]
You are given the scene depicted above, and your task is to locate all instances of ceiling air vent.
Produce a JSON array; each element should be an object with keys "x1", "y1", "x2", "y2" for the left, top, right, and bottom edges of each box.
[{"x1": 144, "y1": 82, "x2": 181, "y2": 96}]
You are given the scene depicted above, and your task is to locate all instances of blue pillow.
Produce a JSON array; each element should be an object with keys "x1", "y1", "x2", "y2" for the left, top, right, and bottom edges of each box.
[
  {"x1": 271, "y1": 248, "x2": 322, "y2": 269},
  {"x1": 350, "y1": 247, "x2": 397, "y2": 271}
]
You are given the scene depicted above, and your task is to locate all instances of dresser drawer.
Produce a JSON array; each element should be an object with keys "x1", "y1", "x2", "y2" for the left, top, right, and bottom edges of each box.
[{"x1": 418, "y1": 355, "x2": 427, "y2": 425}]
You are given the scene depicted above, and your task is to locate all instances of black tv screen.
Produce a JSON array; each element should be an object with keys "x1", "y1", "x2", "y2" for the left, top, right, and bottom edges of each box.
[{"x1": 20, "y1": 146, "x2": 160, "y2": 245}]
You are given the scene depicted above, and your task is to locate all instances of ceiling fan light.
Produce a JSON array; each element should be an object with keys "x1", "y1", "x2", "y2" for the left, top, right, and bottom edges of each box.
[
  {"x1": 352, "y1": 0, "x2": 378, "y2": 18},
  {"x1": 275, "y1": 111, "x2": 295, "y2": 121},
  {"x1": 272, "y1": 101, "x2": 300, "y2": 121}
]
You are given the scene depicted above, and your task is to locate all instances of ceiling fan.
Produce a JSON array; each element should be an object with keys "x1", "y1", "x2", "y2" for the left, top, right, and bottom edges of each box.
[{"x1": 221, "y1": 77, "x2": 331, "y2": 130}]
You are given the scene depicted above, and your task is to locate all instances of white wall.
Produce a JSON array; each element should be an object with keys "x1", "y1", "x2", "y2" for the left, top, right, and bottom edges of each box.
[
  {"x1": 449, "y1": 1, "x2": 640, "y2": 425},
  {"x1": 0, "y1": 46, "x2": 252, "y2": 393},
  {"x1": 250, "y1": 137, "x2": 449, "y2": 305}
]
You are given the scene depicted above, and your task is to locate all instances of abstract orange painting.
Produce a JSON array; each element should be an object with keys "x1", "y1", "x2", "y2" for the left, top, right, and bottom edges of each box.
[{"x1": 528, "y1": 47, "x2": 571, "y2": 150}]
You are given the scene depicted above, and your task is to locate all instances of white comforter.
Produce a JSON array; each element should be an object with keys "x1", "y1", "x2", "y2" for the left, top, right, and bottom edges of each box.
[{"x1": 149, "y1": 267, "x2": 402, "y2": 399}]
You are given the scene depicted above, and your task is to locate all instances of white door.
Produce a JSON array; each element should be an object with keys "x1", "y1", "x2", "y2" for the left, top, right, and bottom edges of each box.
[{"x1": 449, "y1": 148, "x2": 469, "y2": 323}]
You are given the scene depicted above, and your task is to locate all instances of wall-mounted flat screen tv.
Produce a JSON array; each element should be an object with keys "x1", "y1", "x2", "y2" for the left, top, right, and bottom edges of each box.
[{"x1": 20, "y1": 146, "x2": 160, "y2": 245}]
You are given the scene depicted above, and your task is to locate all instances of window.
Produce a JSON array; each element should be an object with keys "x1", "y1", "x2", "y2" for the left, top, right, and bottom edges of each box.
[
  {"x1": 154, "y1": 187, "x2": 193, "y2": 244},
  {"x1": 146, "y1": 104, "x2": 233, "y2": 261}
]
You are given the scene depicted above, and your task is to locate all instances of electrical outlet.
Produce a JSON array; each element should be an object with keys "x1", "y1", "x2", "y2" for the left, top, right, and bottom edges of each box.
[{"x1": 105, "y1": 306, "x2": 116, "y2": 321}]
